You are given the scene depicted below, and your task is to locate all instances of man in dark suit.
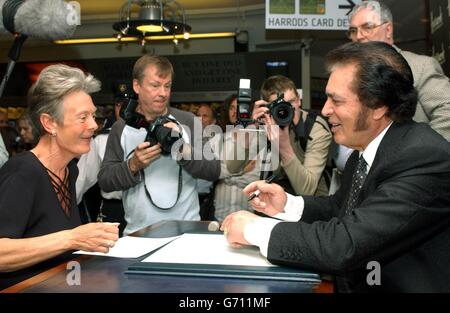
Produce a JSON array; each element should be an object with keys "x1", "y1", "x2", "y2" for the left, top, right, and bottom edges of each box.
[{"x1": 222, "y1": 41, "x2": 450, "y2": 292}]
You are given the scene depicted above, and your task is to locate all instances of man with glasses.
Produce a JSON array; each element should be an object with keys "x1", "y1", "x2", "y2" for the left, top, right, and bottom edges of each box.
[
  {"x1": 347, "y1": 0, "x2": 450, "y2": 141},
  {"x1": 98, "y1": 55, "x2": 220, "y2": 235}
]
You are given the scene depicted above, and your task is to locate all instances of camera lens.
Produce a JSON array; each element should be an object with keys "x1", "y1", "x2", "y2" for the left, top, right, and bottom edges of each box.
[
  {"x1": 271, "y1": 102, "x2": 294, "y2": 127},
  {"x1": 277, "y1": 107, "x2": 289, "y2": 119}
]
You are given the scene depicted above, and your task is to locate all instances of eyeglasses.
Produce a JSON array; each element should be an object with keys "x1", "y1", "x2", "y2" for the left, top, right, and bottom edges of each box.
[{"x1": 346, "y1": 22, "x2": 388, "y2": 39}]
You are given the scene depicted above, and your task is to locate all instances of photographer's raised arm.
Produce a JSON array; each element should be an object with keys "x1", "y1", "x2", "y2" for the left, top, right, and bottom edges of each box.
[
  {"x1": 282, "y1": 118, "x2": 332, "y2": 195},
  {"x1": 174, "y1": 109, "x2": 220, "y2": 181},
  {"x1": 224, "y1": 127, "x2": 261, "y2": 174},
  {"x1": 98, "y1": 120, "x2": 144, "y2": 192},
  {"x1": 252, "y1": 99, "x2": 270, "y2": 124}
]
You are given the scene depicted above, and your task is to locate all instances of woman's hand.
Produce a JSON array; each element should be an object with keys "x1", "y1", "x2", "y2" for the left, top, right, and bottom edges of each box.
[{"x1": 68, "y1": 222, "x2": 119, "y2": 253}]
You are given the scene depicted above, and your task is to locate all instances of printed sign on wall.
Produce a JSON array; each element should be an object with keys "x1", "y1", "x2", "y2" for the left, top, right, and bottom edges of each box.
[{"x1": 266, "y1": 0, "x2": 362, "y2": 30}]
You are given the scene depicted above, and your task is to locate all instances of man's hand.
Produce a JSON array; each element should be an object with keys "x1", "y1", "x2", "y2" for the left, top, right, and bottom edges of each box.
[
  {"x1": 163, "y1": 121, "x2": 192, "y2": 159},
  {"x1": 243, "y1": 181, "x2": 287, "y2": 216},
  {"x1": 221, "y1": 211, "x2": 259, "y2": 248},
  {"x1": 163, "y1": 121, "x2": 181, "y2": 133},
  {"x1": 252, "y1": 100, "x2": 269, "y2": 121},
  {"x1": 129, "y1": 142, "x2": 161, "y2": 174}
]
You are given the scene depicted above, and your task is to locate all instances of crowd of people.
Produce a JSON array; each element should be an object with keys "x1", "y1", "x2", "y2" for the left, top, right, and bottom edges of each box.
[{"x1": 0, "y1": 1, "x2": 449, "y2": 293}]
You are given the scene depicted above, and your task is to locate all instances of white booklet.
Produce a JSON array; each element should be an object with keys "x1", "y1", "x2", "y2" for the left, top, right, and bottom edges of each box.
[{"x1": 142, "y1": 233, "x2": 275, "y2": 267}]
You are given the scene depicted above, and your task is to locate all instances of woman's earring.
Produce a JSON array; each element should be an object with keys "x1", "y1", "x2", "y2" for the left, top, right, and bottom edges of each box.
[{"x1": 51, "y1": 130, "x2": 56, "y2": 137}]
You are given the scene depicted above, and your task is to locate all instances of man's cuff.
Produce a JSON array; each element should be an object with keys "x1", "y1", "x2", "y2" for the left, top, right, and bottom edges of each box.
[
  {"x1": 127, "y1": 158, "x2": 142, "y2": 182},
  {"x1": 244, "y1": 217, "x2": 281, "y2": 257},
  {"x1": 273, "y1": 193, "x2": 304, "y2": 221}
]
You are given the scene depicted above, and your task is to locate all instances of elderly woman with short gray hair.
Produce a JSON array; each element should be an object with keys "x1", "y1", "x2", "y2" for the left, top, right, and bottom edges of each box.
[{"x1": 0, "y1": 64, "x2": 118, "y2": 289}]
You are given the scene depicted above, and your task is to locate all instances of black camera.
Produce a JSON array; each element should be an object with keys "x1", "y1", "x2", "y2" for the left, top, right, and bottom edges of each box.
[
  {"x1": 266, "y1": 93, "x2": 294, "y2": 127},
  {"x1": 123, "y1": 98, "x2": 182, "y2": 155},
  {"x1": 145, "y1": 115, "x2": 182, "y2": 155}
]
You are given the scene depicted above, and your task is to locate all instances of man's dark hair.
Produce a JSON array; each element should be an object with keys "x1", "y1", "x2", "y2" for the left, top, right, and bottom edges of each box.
[{"x1": 325, "y1": 41, "x2": 417, "y2": 123}]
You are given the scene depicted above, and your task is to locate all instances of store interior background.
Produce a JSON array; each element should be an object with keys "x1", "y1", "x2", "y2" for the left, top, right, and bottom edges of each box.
[{"x1": 0, "y1": 0, "x2": 440, "y2": 123}]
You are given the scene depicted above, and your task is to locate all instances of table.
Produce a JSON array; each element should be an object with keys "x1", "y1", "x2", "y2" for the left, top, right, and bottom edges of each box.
[{"x1": 2, "y1": 221, "x2": 333, "y2": 293}]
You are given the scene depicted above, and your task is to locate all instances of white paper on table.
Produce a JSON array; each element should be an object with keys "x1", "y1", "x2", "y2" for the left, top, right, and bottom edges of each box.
[
  {"x1": 73, "y1": 235, "x2": 179, "y2": 258},
  {"x1": 141, "y1": 233, "x2": 276, "y2": 267}
]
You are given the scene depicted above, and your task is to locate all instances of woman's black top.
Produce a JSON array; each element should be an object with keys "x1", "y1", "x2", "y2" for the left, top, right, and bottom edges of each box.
[{"x1": 0, "y1": 151, "x2": 81, "y2": 289}]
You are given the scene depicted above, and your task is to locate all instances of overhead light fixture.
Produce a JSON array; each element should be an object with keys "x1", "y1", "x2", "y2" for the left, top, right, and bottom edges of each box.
[
  {"x1": 54, "y1": 32, "x2": 236, "y2": 45},
  {"x1": 112, "y1": 0, "x2": 191, "y2": 41}
]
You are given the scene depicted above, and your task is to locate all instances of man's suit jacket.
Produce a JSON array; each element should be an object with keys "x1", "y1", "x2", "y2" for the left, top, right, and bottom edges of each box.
[
  {"x1": 399, "y1": 49, "x2": 450, "y2": 141},
  {"x1": 267, "y1": 121, "x2": 450, "y2": 292}
]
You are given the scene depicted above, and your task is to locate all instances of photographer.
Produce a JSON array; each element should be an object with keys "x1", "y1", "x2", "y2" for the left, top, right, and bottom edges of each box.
[
  {"x1": 98, "y1": 55, "x2": 220, "y2": 235},
  {"x1": 229, "y1": 75, "x2": 332, "y2": 196}
]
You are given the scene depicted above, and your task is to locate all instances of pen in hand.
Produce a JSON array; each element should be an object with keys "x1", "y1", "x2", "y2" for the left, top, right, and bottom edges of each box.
[{"x1": 247, "y1": 174, "x2": 277, "y2": 201}]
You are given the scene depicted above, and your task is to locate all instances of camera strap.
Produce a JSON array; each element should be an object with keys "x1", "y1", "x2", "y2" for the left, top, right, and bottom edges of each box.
[
  {"x1": 142, "y1": 165, "x2": 183, "y2": 210},
  {"x1": 293, "y1": 110, "x2": 316, "y2": 151},
  {"x1": 259, "y1": 140, "x2": 272, "y2": 181}
]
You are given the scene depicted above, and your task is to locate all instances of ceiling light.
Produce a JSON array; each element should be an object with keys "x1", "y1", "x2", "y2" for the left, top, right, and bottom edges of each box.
[
  {"x1": 113, "y1": 0, "x2": 191, "y2": 41},
  {"x1": 54, "y1": 32, "x2": 236, "y2": 45}
]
